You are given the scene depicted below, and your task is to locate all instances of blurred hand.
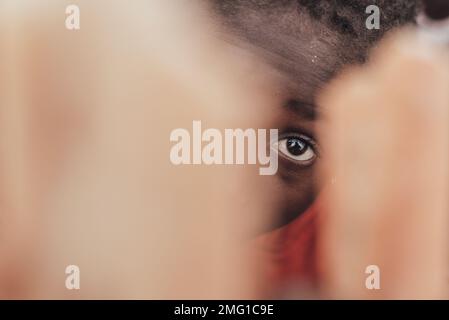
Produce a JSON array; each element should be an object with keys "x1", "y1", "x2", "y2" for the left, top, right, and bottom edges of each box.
[{"x1": 318, "y1": 29, "x2": 449, "y2": 299}]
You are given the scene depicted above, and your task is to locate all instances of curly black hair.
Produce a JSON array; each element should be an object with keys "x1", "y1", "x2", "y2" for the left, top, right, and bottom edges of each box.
[
  {"x1": 298, "y1": 0, "x2": 420, "y2": 38},
  {"x1": 212, "y1": 0, "x2": 421, "y2": 40}
]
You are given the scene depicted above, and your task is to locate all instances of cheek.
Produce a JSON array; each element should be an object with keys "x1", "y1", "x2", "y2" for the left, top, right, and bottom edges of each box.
[{"x1": 268, "y1": 159, "x2": 318, "y2": 229}]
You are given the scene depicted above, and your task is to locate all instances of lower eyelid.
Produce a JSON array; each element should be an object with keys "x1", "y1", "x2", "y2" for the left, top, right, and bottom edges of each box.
[
  {"x1": 277, "y1": 153, "x2": 316, "y2": 172},
  {"x1": 278, "y1": 152, "x2": 317, "y2": 167}
]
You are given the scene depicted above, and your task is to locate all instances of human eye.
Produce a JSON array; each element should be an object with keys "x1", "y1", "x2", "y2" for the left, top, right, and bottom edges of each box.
[{"x1": 272, "y1": 133, "x2": 318, "y2": 166}]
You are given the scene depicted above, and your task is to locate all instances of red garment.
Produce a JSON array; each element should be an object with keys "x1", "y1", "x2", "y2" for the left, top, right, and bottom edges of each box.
[{"x1": 253, "y1": 201, "x2": 319, "y2": 290}]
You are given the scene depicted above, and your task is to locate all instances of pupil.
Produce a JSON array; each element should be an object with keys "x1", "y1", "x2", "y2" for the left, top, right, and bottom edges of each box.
[{"x1": 286, "y1": 138, "x2": 306, "y2": 156}]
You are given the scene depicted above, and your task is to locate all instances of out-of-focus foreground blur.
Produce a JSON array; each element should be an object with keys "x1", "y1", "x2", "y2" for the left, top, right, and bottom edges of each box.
[{"x1": 0, "y1": 0, "x2": 278, "y2": 299}]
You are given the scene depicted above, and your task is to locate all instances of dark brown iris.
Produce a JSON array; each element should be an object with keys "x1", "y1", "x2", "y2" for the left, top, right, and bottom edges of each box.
[{"x1": 286, "y1": 138, "x2": 307, "y2": 156}]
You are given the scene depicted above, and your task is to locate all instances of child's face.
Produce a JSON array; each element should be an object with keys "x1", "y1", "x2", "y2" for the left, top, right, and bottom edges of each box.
[{"x1": 222, "y1": 9, "x2": 362, "y2": 228}]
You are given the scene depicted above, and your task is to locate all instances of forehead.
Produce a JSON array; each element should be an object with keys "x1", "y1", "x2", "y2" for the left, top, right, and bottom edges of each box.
[{"x1": 218, "y1": 5, "x2": 363, "y2": 103}]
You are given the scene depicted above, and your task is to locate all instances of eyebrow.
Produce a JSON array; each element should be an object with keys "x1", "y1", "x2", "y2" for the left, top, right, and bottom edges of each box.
[{"x1": 283, "y1": 99, "x2": 318, "y2": 120}]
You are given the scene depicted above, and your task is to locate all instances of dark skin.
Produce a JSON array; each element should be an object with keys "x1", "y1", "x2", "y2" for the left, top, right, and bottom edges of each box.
[{"x1": 215, "y1": 5, "x2": 374, "y2": 229}]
